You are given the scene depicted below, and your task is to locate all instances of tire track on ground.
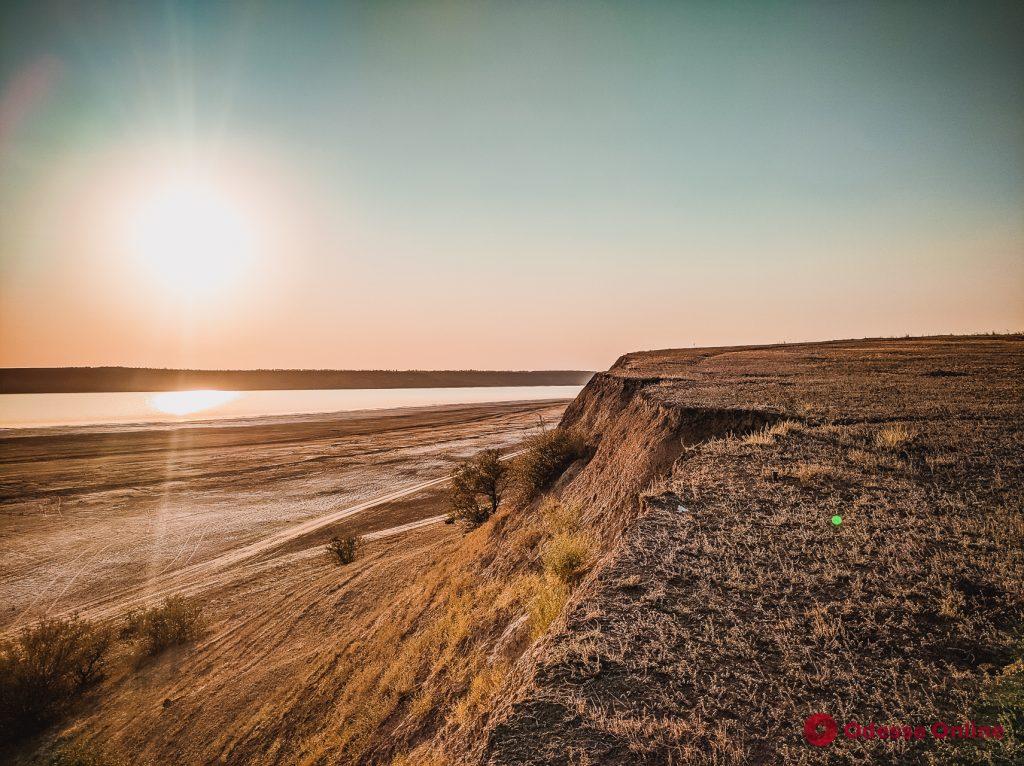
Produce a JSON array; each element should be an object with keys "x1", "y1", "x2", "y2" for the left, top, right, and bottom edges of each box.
[{"x1": 4, "y1": 450, "x2": 519, "y2": 634}]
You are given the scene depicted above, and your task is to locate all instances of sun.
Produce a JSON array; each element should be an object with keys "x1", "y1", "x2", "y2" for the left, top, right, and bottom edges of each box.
[{"x1": 121, "y1": 173, "x2": 258, "y2": 297}]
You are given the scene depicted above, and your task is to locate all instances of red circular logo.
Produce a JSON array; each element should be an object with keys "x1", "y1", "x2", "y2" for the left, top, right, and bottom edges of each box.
[{"x1": 804, "y1": 713, "x2": 838, "y2": 746}]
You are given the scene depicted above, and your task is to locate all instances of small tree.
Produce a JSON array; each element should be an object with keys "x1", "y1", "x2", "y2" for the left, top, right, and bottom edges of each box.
[
  {"x1": 327, "y1": 535, "x2": 360, "y2": 565},
  {"x1": 448, "y1": 449, "x2": 510, "y2": 525}
]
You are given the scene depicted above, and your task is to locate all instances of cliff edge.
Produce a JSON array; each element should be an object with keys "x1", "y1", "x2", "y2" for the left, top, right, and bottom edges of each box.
[{"x1": 477, "y1": 335, "x2": 1022, "y2": 765}]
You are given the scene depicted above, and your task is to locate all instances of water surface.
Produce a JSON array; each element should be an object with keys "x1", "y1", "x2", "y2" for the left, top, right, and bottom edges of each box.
[{"x1": 0, "y1": 386, "x2": 583, "y2": 429}]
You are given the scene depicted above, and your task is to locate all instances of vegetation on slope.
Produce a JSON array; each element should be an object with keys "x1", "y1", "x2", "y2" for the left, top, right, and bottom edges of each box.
[
  {"x1": 482, "y1": 337, "x2": 1024, "y2": 766},
  {"x1": 0, "y1": 618, "x2": 113, "y2": 741},
  {"x1": 1, "y1": 598, "x2": 205, "y2": 751}
]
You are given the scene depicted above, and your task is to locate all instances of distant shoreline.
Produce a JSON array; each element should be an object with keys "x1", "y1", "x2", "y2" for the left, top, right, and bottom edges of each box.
[{"x1": 0, "y1": 367, "x2": 594, "y2": 394}]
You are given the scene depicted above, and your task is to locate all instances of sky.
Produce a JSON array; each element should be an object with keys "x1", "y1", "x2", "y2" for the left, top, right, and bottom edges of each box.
[{"x1": 1, "y1": 1, "x2": 1022, "y2": 371}]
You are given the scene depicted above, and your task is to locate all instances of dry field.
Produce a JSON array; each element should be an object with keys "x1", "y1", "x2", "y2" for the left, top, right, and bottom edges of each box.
[
  {"x1": 2, "y1": 337, "x2": 1021, "y2": 766},
  {"x1": 487, "y1": 336, "x2": 1023, "y2": 765},
  {"x1": 0, "y1": 400, "x2": 567, "y2": 633}
]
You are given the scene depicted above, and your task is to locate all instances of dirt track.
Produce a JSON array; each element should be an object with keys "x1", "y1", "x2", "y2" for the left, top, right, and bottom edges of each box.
[{"x1": 0, "y1": 399, "x2": 567, "y2": 632}]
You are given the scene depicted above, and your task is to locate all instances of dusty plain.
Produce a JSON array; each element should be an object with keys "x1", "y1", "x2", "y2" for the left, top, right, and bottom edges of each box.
[{"x1": 0, "y1": 399, "x2": 568, "y2": 633}]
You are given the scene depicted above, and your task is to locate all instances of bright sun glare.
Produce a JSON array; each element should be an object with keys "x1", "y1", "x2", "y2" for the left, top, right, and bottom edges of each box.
[
  {"x1": 122, "y1": 174, "x2": 257, "y2": 297},
  {"x1": 150, "y1": 389, "x2": 240, "y2": 416}
]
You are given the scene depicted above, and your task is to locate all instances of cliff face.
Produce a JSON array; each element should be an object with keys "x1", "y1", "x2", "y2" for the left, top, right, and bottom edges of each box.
[
  {"x1": 556, "y1": 372, "x2": 783, "y2": 538},
  {"x1": 477, "y1": 336, "x2": 1023, "y2": 765}
]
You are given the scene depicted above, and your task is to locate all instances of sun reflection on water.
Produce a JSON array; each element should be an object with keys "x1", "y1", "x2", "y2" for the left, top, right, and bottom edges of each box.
[{"x1": 149, "y1": 390, "x2": 240, "y2": 416}]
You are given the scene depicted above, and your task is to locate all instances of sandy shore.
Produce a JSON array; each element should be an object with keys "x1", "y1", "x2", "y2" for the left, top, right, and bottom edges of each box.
[{"x1": 0, "y1": 399, "x2": 568, "y2": 632}]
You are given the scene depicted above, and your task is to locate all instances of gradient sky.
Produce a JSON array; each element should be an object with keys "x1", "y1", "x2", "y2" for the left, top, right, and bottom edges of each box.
[{"x1": 1, "y1": 1, "x2": 1022, "y2": 371}]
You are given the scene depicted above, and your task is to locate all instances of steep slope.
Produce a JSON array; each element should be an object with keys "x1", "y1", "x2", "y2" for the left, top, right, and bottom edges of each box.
[{"x1": 476, "y1": 336, "x2": 1023, "y2": 765}]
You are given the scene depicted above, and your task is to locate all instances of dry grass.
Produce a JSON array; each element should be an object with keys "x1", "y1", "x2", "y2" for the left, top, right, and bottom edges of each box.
[
  {"x1": 43, "y1": 742, "x2": 127, "y2": 766},
  {"x1": 291, "y1": 528, "x2": 541, "y2": 764},
  {"x1": 847, "y1": 447, "x2": 884, "y2": 468},
  {"x1": 873, "y1": 422, "x2": 916, "y2": 450},
  {"x1": 527, "y1": 574, "x2": 570, "y2": 639},
  {"x1": 531, "y1": 502, "x2": 596, "y2": 635},
  {"x1": 293, "y1": 496, "x2": 604, "y2": 766},
  {"x1": 785, "y1": 462, "x2": 829, "y2": 485},
  {"x1": 742, "y1": 419, "x2": 802, "y2": 446},
  {"x1": 484, "y1": 337, "x2": 1024, "y2": 766},
  {"x1": 542, "y1": 532, "x2": 596, "y2": 584},
  {"x1": 388, "y1": 748, "x2": 449, "y2": 766},
  {"x1": 323, "y1": 570, "x2": 528, "y2": 763},
  {"x1": 452, "y1": 663, "x2": 508, "y2": 724}
]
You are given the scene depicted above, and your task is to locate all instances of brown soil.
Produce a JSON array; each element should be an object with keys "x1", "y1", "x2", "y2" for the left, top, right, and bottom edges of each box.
[
  {"x1": 5, "y1": 336, "x2": 1022, "y2": 766},
  {"x1": 0, "y1": 400, "x2": 567, "y2": 633},
  {"x1": 481, "y1": 335, "x2": 1023, "y2": 766}
]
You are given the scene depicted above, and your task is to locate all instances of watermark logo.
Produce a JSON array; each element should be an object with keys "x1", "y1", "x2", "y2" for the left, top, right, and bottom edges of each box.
[
  {"x1": 803, "y1": 713, "x2": 838, "y2": 746},
  {"x1": 803, "y1": 713, "x2": 1004, "y2": 748}
]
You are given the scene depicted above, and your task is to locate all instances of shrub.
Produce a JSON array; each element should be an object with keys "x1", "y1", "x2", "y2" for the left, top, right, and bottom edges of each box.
[
  {"x1": 125, "y1": 596, "x2": 204, "y2": 656},
  {"x1": 327, "y1": 534, "x2": 361, "y2": 565},
  {"x1": 540, "y1": 497, "x2": 578, "y2": 535},
  {"x1": 542, "y1": 532, "x2": 596, "y2": 585},
  {"x1": 448, "y1": 449, "x2": 510, "y2": 525},
  {"x1": 514, "y1": 428, "x2": 586, "y2": 497},
  {"x1": 0, "y1": 617, "x2": 113, "y2": 740}
]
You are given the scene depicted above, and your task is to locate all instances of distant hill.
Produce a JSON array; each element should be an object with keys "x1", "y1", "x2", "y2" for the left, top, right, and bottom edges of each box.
[{"x1": 0, "y1": 367, "x2": 594, "y2": 394}]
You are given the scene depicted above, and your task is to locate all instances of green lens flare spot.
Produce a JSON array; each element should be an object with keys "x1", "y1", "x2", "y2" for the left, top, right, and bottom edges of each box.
[{"x1": 831, "y1": 515, "x2": 843, "y2": 526}]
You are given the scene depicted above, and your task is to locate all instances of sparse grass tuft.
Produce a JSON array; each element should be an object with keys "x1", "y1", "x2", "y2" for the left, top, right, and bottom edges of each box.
[
  {"x1": 327, "y1": 534, "x2": 361, "y2": 565},
  {"x1": 786, "y1": 462, "x2": 828, "y2": 485},
  {"x1": 873, "y1": 423, "x2": 916, "y2": 450},
  {"x1": 847, "y1": 447, "x2": 883, "y2": 468},
  {"x1": 542, "y1": 532, "x2": 596, "y2": 585},
  {"x1": 770, "y1": 419, "x2": 803, "y2": 437},
  {"x1": 743, "y1": 419, "x2": 802, "y2": 446},
  {"x1": 0, "y1": 617, "x2": 113, "y2": 740},
  {"x1": 743, "y1": 428, "x2": 775, "y2": 446},
  {"x1": 527, "y1": 574, "x2": 570, "y2": 639}
]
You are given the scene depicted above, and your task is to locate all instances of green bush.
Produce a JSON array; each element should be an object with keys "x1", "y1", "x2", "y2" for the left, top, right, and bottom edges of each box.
[
  {"x1": 124, "y1": 596, "x2": 204, "y2": 656},
  {"x1": 514, "y1": 428, "x2": 586, "y2": 497},
  {"x1": 448, "y1": 449, "x2": 510, "y2": 525},
  {"x1": 0, "y1": 617, "x2": 113, "y2": 740},
  {"x1": 327, "y1": 534, "x2": 361, "y2": 564}
]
